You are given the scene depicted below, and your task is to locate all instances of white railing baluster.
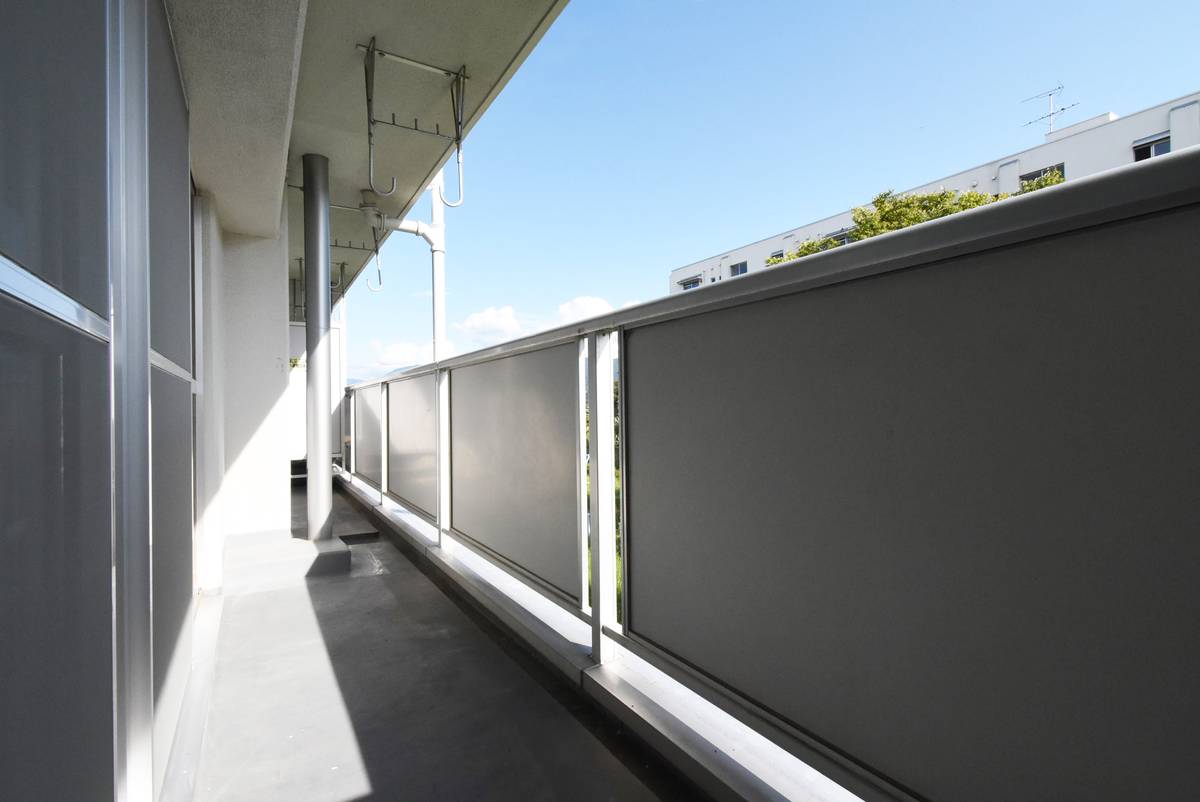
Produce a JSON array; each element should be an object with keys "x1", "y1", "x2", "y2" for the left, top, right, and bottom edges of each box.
[
  {"x1": 379, "y1": 382, "x2": 389, "y2": 501},
  {"x1": 575, "y1": 338, "x2": 590, "y2": 613},
  {"x1": 587, "y1": 331, "x2": 618, "y2": 663},
  {"x1": 435, "y1": 368, "x2": 452, "y2": 550}
]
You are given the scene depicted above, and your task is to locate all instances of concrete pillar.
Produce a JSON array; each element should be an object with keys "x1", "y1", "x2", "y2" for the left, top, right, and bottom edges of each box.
[{"x1": 303, "y1": 154, "x2": 332, "y2": 540}]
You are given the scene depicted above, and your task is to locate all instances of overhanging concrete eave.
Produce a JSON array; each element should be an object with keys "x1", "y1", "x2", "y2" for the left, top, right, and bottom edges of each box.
[{"x1": 165, "y1": 0, "x2": 307, "y2": 239}]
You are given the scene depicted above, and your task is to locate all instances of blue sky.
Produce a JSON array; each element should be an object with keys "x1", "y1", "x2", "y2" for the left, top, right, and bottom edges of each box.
[{"x1": 346, "y1": 0, "x2": 1200, "y2": 379}]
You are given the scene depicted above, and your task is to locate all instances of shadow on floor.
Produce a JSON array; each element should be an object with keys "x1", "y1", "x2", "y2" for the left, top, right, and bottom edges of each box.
[
  {"x1": 291, "y1": 483, "x2": 379, "y2": 541},
  {"x1": 197, "y1": 483, "x2": 708, "y2": 801},
  {"x1": 305, "y1": 486, "x2": 708, "y2": 801}
]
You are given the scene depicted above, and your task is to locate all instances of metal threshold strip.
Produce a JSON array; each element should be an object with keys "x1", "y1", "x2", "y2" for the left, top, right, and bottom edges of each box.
[{"x1": 0, "y1": 251, "x2": 111, "y2": 343}]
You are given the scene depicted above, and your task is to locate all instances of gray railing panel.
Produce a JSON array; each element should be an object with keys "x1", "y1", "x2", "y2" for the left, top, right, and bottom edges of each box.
[
  {"x1": 387, "y1": 373, "x2": 437, "y2": 517},
  {"x1": 451, "y1": 343, "x2": 579, "y2": 599},
  {"x1": 623, "y1": 203, "x2": 1200, "y2": 802},
  {"x1": 353, "y1": 385, "x2": 383, "y2": 487}
]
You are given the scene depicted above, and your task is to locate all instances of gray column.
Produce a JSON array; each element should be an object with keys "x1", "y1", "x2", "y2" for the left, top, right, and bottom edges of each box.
[{"x1": 303, "y1": 154, "x2": 332, "y2": 540}]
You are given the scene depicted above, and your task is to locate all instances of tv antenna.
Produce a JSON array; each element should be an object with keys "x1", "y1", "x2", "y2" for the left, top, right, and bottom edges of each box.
[{"x1": 1022, "y1": 83, "x2": 1079, "y2": 132}]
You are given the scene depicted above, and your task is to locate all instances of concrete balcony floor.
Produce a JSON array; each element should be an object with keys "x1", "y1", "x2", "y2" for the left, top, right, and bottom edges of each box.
[{"x1": 190, "y1": 487, "x2": 703, "y2": 801}]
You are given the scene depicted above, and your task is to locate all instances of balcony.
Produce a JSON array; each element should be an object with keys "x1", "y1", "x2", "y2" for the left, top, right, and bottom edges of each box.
[
  {"x1": 4, "y1": 1, "x2": 1200, "y2": 801},
  {"x1": 332, "y1": 146, "x2": 1200, "y2": 802}
]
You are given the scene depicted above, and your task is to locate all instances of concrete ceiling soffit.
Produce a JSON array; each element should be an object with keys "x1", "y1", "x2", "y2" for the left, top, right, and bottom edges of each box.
[{"x1": 166, "y1": 0, "x2": 307, "y2": 238}]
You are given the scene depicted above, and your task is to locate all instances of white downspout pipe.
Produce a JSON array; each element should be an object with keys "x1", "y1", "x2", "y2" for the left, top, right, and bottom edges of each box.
[
  {"x1": 368, "y1": 173, "x2": 448, "y2": 361},
  {"x1": 429, "y1": 171, "x2": 447, "y2": 362},
  {"x1": 361, "y1": 170, "x2": 451, "y2": 545}
]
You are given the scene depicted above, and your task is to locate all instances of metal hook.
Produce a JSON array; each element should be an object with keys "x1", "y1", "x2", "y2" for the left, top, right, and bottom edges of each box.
[
  {"x1": 365, "y1": 227, "x2": 385, "y2": 292},
  {"x1": 365, "y1": 254, "x2": 384, "y2": 292},
  {"x1": 438, "y1": 68, "x2": 467, "y2": 207},
  {"x1": 364, "y1": 37, "x2": 397, "y2": 197}
]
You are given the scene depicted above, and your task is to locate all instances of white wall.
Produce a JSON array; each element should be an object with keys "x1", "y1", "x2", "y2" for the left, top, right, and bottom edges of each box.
[
  {"x1": 1170, "y1": 100, "x2": 1200, "y2": 151},
  {"x1": 669, "y1": 91, "x2": 1200, "y2": 293},
  {"x1": 217, "y1": 201, "x2": 292, "y2": 538}
]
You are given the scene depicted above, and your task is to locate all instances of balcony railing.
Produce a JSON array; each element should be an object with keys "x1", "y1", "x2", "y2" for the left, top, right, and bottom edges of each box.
[{"x1": 343, "y1": 146, "x2": 1200, "y2": 802}]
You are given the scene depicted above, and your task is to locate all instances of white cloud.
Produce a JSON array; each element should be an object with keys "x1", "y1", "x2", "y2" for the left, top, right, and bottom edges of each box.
[
  {"x1": 556, "y1": 295, "x2": 613, "y2": 325},
  {"x1": 356, "y1": 337, "x2": 456, "y2": 380},
  {"x1": 621, "y1": 299, "x2": 641, "y2": 309},
  {"x1": 368, "y1": 338, "x2": 435, "y2": 368},
  {"x1": 456, "y1": 305, "x2": 525, "y2": 348},
  {"x1": 362, "y1": 296, "x2": 619, "y2": 373}
]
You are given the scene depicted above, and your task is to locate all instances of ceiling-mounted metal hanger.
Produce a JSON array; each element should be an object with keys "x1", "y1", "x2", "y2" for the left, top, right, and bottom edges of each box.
[
  {"x1": 363, "y1": 37, "x2": 397, "y2": 197},
  {"x1": 365, "y1": 225, "x2": 385, "y2": 292},
  {"x1": 439, "y1": 68, "x2": 467, "y2": 207},
  {"x1": 358, "y1": 37, "x2": 469, "y2": 202}
]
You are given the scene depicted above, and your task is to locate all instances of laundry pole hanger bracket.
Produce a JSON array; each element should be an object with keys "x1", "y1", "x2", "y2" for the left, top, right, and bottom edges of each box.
[
  {"x1": 440, "y1": 66, "x2": 466, "y2": 206},
  {"x1": 365, "y1": 225, "x2": 385, "y2": 292},
  {"x1": 372, "y1": 113, "x2": 455, "y2": 142},
  {"x1": 355, "y1": 41, "x2": 470, "y2": 81},
  {"x1": 359, "y1": 37, "x2": 469, "y2": 203},
  {"x1": 363, "y1": 37, "x2": 396, "y2": 196}
]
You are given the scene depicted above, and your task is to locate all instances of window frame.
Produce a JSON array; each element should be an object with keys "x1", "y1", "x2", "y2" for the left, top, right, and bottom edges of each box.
[
  {"x1": 1134, "y1": 136, "x2": 1170, "y2": 162},
  {"x1": 828, "y1": 228, "x2": 854, "y2": 247}
]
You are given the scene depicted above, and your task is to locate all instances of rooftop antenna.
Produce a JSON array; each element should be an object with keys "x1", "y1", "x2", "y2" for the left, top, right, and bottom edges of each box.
[{"x1": 1022, "y1": 83, "x2": 1079, "y2": 133}]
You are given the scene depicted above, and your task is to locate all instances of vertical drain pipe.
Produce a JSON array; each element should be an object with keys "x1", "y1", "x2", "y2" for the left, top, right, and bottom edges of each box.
[
  {"x1": 361, "y1": 171, "x2": 451, "y2": 545},
  {"x1": 430, "y1": 172, "x2": 451, "y2": 550},
  {"x1": 303, "y1": 154, "x2": 333, "y2": 540},
  {"x1": 430, "y1": 171, "x2": 447, "y2": 363}
]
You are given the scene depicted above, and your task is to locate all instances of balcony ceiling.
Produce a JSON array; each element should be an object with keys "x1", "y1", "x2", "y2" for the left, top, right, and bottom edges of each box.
[
  {"x1": 166, "y1": 0, "x2": 306, "y2": 238},
  {"x1": 168, "y1": 0, "x2": 567, "y2": 284}
]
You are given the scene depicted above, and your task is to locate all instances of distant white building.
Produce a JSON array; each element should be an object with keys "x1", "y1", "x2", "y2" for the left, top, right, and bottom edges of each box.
[{"x1": 669, "y1": 91, "x2": 1200, "y2": 293}]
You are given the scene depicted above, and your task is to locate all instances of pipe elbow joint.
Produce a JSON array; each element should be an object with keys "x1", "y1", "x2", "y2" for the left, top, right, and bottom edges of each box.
[{"x1": 359, "y1": 204, "x2": 386, "y2": 231}]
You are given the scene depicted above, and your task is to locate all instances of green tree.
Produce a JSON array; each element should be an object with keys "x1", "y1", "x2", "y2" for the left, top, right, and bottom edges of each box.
[
  {"x1": 763, "y1": 168, "x2": 1064, "y2": 267},
  {"x1": 850, "y1": 186, "x2": 1008, "y2": 240},
  {"x1": 764, "y1": 236, "x2": 841, "y2": 266},
  {"x1": 1016, "y1": 167, "x2": 1065, "y2": 194}
]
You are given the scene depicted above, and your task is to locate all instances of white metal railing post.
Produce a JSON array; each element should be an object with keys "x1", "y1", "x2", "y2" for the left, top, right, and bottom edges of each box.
[
  {"x1": 348, "y1": 390, "x2": 356, "y2": 475},
  {"x1": 575, "y1": 338, "x2": 590, "y2": 611},
  {"x1": 379, "y1": 382, "x2": 389, "y2": 501},
  {"x1": 435, "y1": 369, "x2": 451, "y2": 549},
  {"x1": 587, "y1": 331, "x2": 618, "y2": 663}
]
